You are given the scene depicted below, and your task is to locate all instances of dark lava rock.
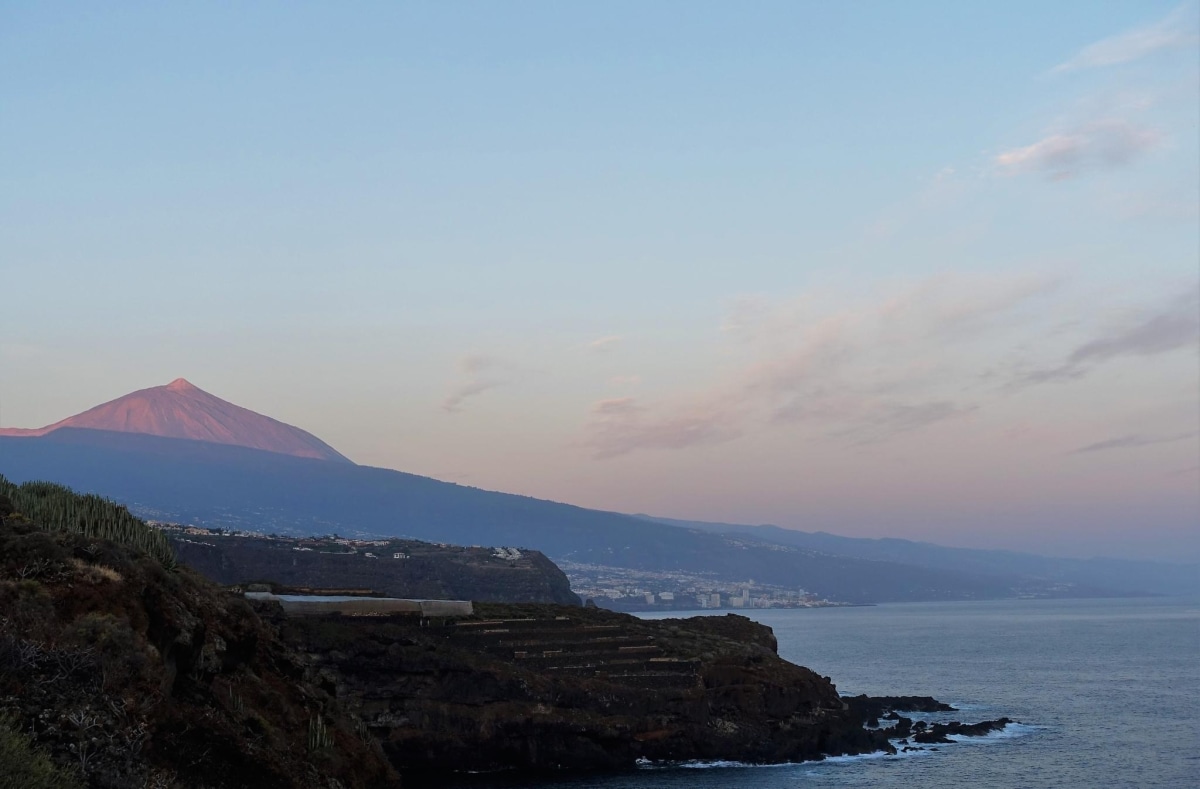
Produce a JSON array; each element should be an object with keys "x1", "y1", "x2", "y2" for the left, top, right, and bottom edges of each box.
[
  {"x1": 845, "y1": 694, "x2": 956, "y2": 720},
  {"x1": 913, "y1": 718, "x2": 1012, "y2": 744}
]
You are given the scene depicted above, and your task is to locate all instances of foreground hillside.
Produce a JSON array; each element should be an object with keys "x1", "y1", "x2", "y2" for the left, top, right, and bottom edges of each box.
[{"x1": 0, "y1": 478, "x2": 396, "y2": 788}]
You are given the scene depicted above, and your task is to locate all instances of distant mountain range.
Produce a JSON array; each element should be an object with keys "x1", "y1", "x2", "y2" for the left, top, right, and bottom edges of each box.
[
  {"x1": 0, "y1": 380, "x2": 1193, "y2": 602},
  {"x1": 636, "y1": 516, "x2": 1200, "y2": 599}
]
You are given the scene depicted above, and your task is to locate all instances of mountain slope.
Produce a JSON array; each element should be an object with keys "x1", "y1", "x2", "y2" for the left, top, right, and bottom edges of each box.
[
  {"x1": 639, "y1": 515, "x2": 1200, "y2": 597},
  {"x1": 0, "y1": 379, "x2": 350, "y2": 463},
  {"x1": 0, "y1": 428, "x2": 1095, "y2": 604}
]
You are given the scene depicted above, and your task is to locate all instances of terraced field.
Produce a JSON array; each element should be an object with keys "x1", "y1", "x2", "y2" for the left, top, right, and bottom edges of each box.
[{"x1": 451, "y1": 616, "x2": 702, "y2": 688}]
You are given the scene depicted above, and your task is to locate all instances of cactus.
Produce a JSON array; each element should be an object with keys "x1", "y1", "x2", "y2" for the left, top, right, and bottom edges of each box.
[
  {"x1": 0, "y1": 474, "x2": 177, "y2": 571},
  {"x1": 227, "y1": 686, "x2": 245, "y2": 715},
  {"x1": 307, "y1": 714, "x2": 334, "y2": 753}
]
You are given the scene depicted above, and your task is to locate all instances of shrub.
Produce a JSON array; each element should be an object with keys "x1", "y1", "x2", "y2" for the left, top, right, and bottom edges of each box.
[
  {"x1": 61, "y1": 613, "x2": 146, "y2": 690},
  {"x1": 0, "y1": 712, "x2": 81, "y2": 789}
]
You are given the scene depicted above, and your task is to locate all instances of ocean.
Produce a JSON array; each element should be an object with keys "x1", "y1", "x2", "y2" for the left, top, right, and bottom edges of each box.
[{"x1": 461, "y1": 597, "x2": 1199, "y2": 789}]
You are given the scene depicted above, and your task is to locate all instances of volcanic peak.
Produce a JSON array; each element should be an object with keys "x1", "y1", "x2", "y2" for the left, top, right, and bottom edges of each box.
[{"x1": 0, "y1": 379, "x2": 351, "y2": 464}]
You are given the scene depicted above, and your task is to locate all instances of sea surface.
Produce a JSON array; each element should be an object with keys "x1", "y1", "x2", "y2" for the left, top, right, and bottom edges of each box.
[{"x1": 459, "y1": 597, "x2": 1199, "y2": 789}]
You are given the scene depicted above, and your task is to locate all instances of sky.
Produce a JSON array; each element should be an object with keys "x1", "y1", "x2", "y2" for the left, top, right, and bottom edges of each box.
[{"x1": 2, "y1": 2, "x2": 1197, "y2": 561}]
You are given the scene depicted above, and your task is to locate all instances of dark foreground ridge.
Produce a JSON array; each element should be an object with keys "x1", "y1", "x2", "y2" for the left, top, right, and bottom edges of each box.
[
  {"x1": 0, "y1": 477, "x2": 1017, "y2": 787},
  {"x1": 0, "y1": 477, "x2": 397, "y2": 788}
]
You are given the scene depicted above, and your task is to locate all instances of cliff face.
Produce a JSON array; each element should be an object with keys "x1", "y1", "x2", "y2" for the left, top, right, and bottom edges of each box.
[
  {"x1": 172, "y1": 533, "x2": 580, "y2": 606},
  {"x1": 277, "y1": 603, "x2": 888, "y2": 780}
]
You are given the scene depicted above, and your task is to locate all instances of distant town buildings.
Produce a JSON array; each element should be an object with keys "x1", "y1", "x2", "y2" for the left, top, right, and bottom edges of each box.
[{"x1": 559, "y1": 560, "x2": 837, "y2": 611}]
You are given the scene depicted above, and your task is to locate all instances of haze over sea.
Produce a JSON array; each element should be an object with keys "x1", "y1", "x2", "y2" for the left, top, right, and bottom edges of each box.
[{"x1": 455, "y1": 597, "x2": 1199, "y2": 789}]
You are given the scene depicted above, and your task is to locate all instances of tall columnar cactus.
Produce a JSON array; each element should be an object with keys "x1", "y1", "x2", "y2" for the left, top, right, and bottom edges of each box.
[
  {"x1": 307, "y1": 713, "x2": 334, "y2": 752},
  {"x1": 0, "y1": 474, "x2": 177, "y2": 570}
]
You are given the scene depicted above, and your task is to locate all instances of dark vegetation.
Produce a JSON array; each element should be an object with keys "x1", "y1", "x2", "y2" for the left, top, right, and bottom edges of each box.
[
  {"x1": 0, "y1": 478, "x2": 396, "y2": 788},
  {"x1": 0, "y1": 710, "x2": 80, "y2": 789}
]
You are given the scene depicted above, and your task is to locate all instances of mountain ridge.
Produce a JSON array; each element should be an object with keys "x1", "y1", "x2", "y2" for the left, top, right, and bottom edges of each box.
[{"x1": 0, "y1": 378, "x2": 351, "y2": 463}]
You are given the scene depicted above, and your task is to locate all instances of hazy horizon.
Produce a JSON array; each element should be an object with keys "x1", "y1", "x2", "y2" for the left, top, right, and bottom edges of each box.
[{"x1": 3, "y1": 2, "x2": 1197, "y2": 562}]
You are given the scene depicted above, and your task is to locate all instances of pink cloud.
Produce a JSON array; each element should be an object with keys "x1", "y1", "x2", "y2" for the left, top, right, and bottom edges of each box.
[
  {"x1": 588, "y1": 335, "x2": 624, "y2": 353},
  {"x1": 995, "y1": 120, "x2": 1160, "y2": 180}
]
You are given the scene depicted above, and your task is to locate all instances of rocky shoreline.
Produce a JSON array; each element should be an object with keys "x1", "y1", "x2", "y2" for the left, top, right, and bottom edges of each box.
[{"x1": 272, "y1": 602, "x2": 1018, "y2": 782}]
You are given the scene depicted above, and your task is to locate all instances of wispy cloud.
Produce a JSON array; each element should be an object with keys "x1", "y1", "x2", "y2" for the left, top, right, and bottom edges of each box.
[
  {"x1": 588, "y1": 335, "x2": 624, "y2": 353},
  {"x1": 1052, "y1": 3, "x2": 1199, "y2": 73},
  {"x1": 442, "y1": 354, "x2": 507, "y2": 413},
  {"x1": 1015, "y1": 285, "x2": 1199, "y2": 386},
  {"x1": 442, "y1": 379, "x2": 501, "y2": 413},
  {"x1": 1070, "y1": 431, "x2": 1199, "y2": 455},
  {"x1": 780, "y1": 398, "x2": 979, "y2": 445},
  {"x1": 584, "y1": 396, "x2": 741, "y2": 459},
  {"x1": 995, "y1": 119, "x2": 1160, "y2": 180},
  {"x1": 584, "y1": 272, "x2": 1055, "y2": 458}
]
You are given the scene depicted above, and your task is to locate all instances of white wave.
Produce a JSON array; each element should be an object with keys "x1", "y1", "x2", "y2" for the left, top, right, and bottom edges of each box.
[
  {"x1": 636, "y1": 758, "x2": 802, "y2": 770},
  {"x1": 636, "y1": 747, "x2": 933, "y2": 771},
  {"x1": 633, "y1": 723, "x2": 1040, "y2": 772},
  {"x1": 944, "y1": 722, "x2": 1043, "y2": 742}
]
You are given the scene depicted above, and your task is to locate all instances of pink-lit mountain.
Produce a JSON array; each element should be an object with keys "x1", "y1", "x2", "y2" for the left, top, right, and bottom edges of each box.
[{"x1": 0, "y1": 378, "x2": 351, "y2": 463}]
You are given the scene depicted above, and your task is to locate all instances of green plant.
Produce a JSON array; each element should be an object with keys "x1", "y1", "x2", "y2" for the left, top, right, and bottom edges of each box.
[
  {"x1": 0, "y1": 475, "x2": 176, "y2": 570},
  {"x1": 0, "y1": 712, "x2": 81, "y2": 789},
  {"x1": 60, "y1": 613, "x2": 144, "y2": 690}
]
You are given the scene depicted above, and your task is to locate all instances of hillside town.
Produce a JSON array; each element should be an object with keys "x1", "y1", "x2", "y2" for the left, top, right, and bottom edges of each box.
[{"x1": 559, "y1": 560, "x2": 853, "y2": 611}]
